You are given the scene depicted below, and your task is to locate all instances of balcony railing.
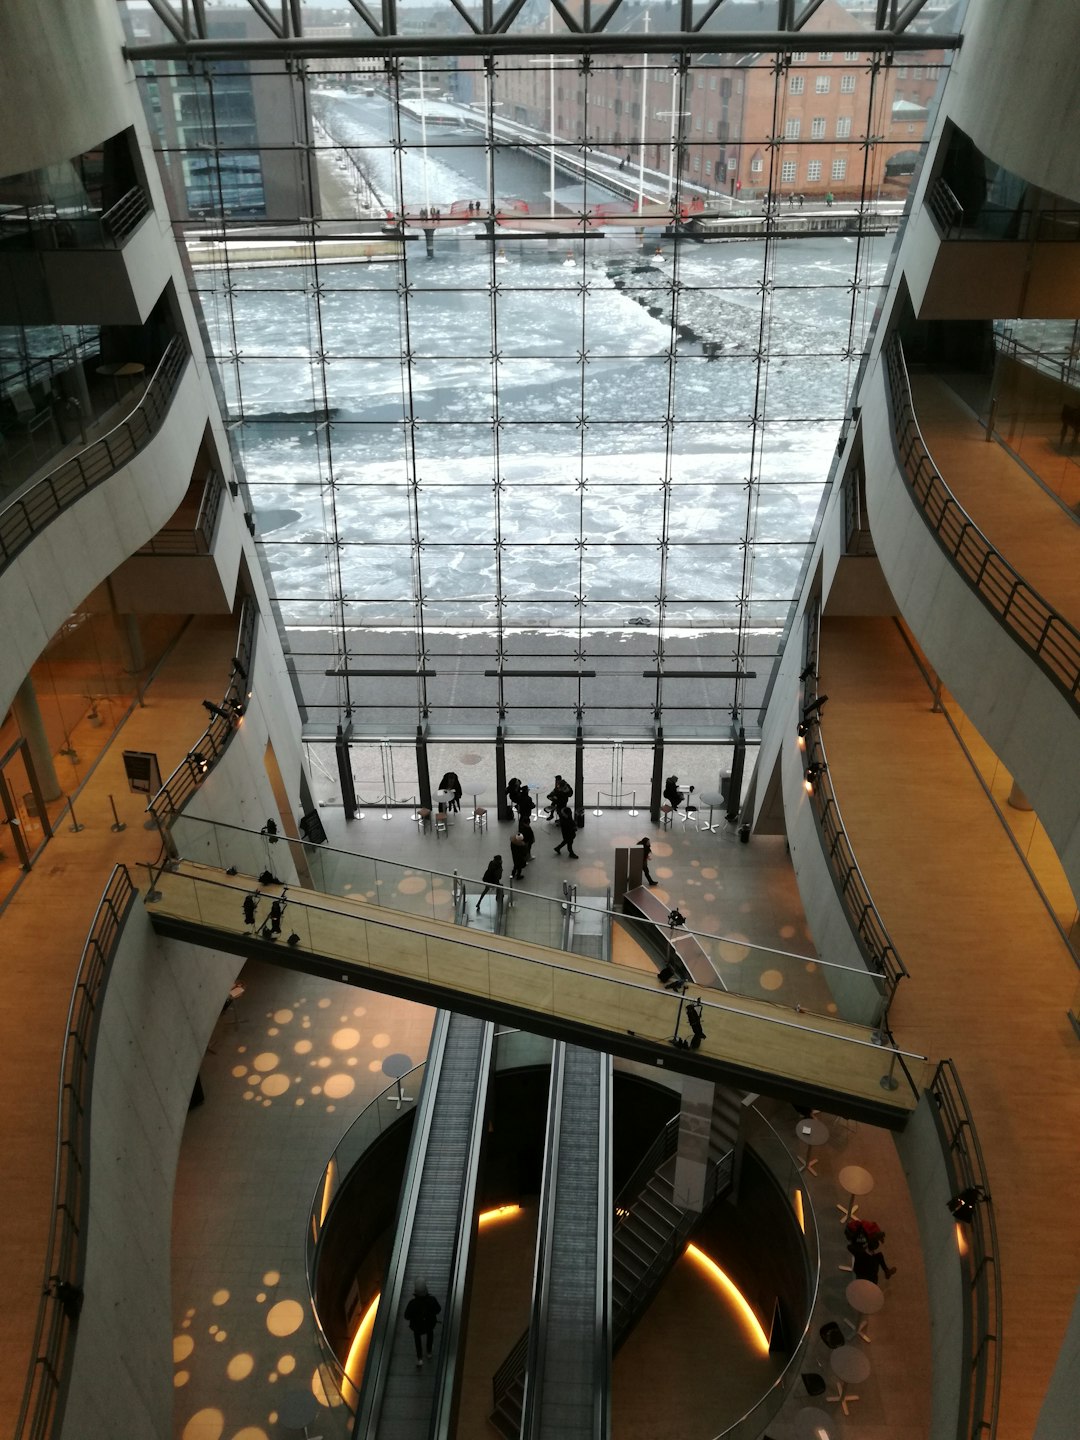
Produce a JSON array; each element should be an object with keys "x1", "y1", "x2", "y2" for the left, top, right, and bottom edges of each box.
[
  {"x1": 147, "y1": 597, "x2": 256, "y2": 837},
  {"x1": 927, "y1": 176, "x2": 1080, "y2": 244},
  {"x1": 885, "y1": 334, "x2": 1080, "y2": 712},
  {"x1": 136, "y1": 468, "x2": 225, "y2": 556},
  {"x1": 928, "y1": 1059, "x2": 1001, "y2": 1440},
  {"x1": 0, "y1": 185, "x2": 151, "y2": 250},
  {"x1": 14, "y1": 865, "x2": 137, "y2": 1440},
  {"x1": 0, "y1": 335, "x2": 190, "y2": 576}
]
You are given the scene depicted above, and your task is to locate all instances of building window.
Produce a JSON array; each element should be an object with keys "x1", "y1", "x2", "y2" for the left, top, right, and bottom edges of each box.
[
  {"x1": 709, "y1": 76, "x2": 717, "y2": 90},
  {"x1": 789, "y1": 74, "x2": 805, "y2": 95},
  {"x1": 897, "y1": 66, "x2": 908, "y2": 78},
  {"x1": 782, "y1": 159, "x2": 797, "y2": 183},
  {"x1": 706, "y1": 119, "x2": 714, "y2": 135},
  {"x1": 815, "y1": 75, "x2": 831, "y2": 93},
  {"x1": 913, "y1": 66, "x2": 924, "y2": 78},
  {"x1": 836, "y1": 116, "x2": 852, "y2": 138},
  {"x1": 831, "y1": 157, "x2": 847, "y2": 181},
  {"x1": 811, "y1": 116, "x2": 826, "y2": 139},
  {"x1": 818, "y1": 51, "x2": 833, "y2": 60},
  {"x1": 694, "y1": 116, "x2": 702, "y2": 131},
  {"x1": 705, "y1": 159, "x2": 712, "y2": 175},
  {"x1": 751, "y1": 154, "x2": 763, "y2": 174},
  {"x1": 727, "y1": 156, "x2": 737, "y2": 170},
  {"x1": 807, "y1": 160, "x2": 822, "y2": 181},
  {"x1": 692, "y1": 155, "x2": 700, "y2": 171},
  {"x1": 841, "y1": 74, "x2": 856, "y2": 93},
  {"x1": 784, "y1": 117, "x2": 801, "y2": 140},
  {"x1": 844, "y1": 51, "x2": 859, "y2": 61}
]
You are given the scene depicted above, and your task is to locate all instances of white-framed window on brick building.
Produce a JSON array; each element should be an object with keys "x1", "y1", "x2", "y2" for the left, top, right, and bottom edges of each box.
[
  {"x1": 784, "y1": 117, "x2": 801, "y2": 140},
  {"x1": 815, "y1": 75, "x2": 831, "y2": 93},
  {"x1": 807, "y1": 160, "x2": 822, "y2": 182},
  {"x1": 810, "y1": 116, "x2": 826, "y2": 139},
  {"x1": 781, "y1": 159, "x2": 797, "y2": 184},
  {"x1": 831, "y1": 157, "x2": 847, "y2": 181},
  {"x1": 750, "y1": 154, "x2": 763, "y2": 174},
  {"x1": 818, "y1": 51, "x2": 833, "y2": 60},
  {"x1": 844, "y1": 51, "x2": 859, "y2": 61},
  {"x1": 789, "y1": 74, "x2": 805, "y2": 94},
  {"x1": 836, "y1": 115, "x2": 852, "y2": 138},
  {"x1": 840, "y1": 74, "x2": 856, "y2": 93}
]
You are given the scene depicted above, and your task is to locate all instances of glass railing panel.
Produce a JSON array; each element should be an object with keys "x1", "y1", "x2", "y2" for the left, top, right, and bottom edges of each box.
[{"x1": 503, "y1": 885, "x2": 568, "y2": 950}]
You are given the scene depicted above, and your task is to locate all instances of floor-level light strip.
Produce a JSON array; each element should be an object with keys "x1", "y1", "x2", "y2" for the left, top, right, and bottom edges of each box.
[{"x1": 684, "y1": 1243, "x2": 770, "y2": 1354}]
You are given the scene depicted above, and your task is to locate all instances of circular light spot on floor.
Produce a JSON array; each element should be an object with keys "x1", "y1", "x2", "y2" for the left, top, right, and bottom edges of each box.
[
  {"x1": 759, "y1": 969, "x2": 784, "y2": 991},
  {"x1": 397, "y1": 875, "x2": 427, "y2": 895},
  {"x1": 703, "y1": 893, "x2": 715, "y2": 902},
  {"x1": 186, "y1": 1308, "x2": 196, "y2": 1317},
  {"x1": 247, "y1": 1073, "x2": 262, "y2": 1086},
  {"x1": 263, "y1": 1271, "x2": 281, "y2": 1286},
  {"x1": 267, "y1": 1027, "x2": 279, "y2": 1037},
  {"x1": 174, "y1": 1370, "x2": 189, "y2": 1387},
  {"x1": 301, "y1": 1018, "x2": 311, "y2": 1029},
  {"x1": 779, "y1": 924, "x2": 796, "y2": 940},
  {"x1": 262, "y1": 1073, "x2": 290, "y2": 1097},
  {"x1": 691, "y1": 859, "x2": 700, "y2": 868},
  {"x1": 274, "y1": 1009, "x2": 294, "y2": 1025},
  {"x1": 256, "y1": 1293, "x2": 266, "y2": 1304},
  {"x1": 294, "y1": 1040, "x2": 312, "y2": 1055},
  {"x1": 311, "y1": 1086, "x2": 322, "y2": 1096},
  {"x1": 214, "y1": 1329, "x2": 227, "y2": 1342},
  {"x1": 318, "y1": 998, "x2": 331, "y2": 1009},
  {"x1": 717, "y1": 942, "x2": 750, "y2": 965},
  {"x1": 278, "y1": 1355, "x2": 296, "y2": 1375},
  {"x1": 352, "y1": 1006, "x2": 366, "y2": 1018},
  {"x1": 324, "y1": 1073, "x2": 355, "y2": 1099},
  {"x1": 317, "y1": 1056, "x2": 331, "y2": 1069},
  {"x1": 325, "y1": 1104, "x2": 336, "y2": 1113},
  {"x1": 209, "y1": 1325, "x2": 218, "y2": 1335},
  {"x1": 371, "y1": 1033, "x2": 390, "y2": 1049},
  {"x1": 312, "y1": 1363, "x2": 343, "y2": 1407},
  {"x1": 242, "y1": 1091, "x2": 255, "y2": 1101},
  {"x1": 656, "y1": 867, "x2": 673, "y2": 879},
  {"x1": 651, "y1": 841, "x2": 673, "y2": 857},
  {"x1": 267, "y1": 1300, "x2": 304, "y2": 1337},
  {"x1": 212, "y1": 1289, "x2": 230, "y2": 1306},
  {"x1": 331, "y1": 1027, "x2": 360, "y2": 1051},
  {"x1": 700, "y1": 867, "x2": 717, "y2": 880},
  {"x1": 236, "y1": 1046, "x2": 247, "y2": 1055},
  {"x1": 182, "y1": 1408, "x2": 223, "y2": 1440},
  {"x1": 827, "y1": 1002, "x2": 838, "y2": 1014},
  {"x1": 368, "y1": 1060, "x2": 383, "y2": 1072},
  {"x1": 231, "y1": 1429, "x2": 268, "y2": 1440},
  {"x1": 577, "y1": 864, "x2": 608, "y2": 887},
  {"x1": 252, "y1": 1053, "x2": 279, "y2": 1073},
  {"x1": 227, "y1": 1353, "x2": 254, "y2": 1381},
  {"x1": 295, "y1": 1098, "x2": 305, "y2": 1106},
  {"x1": 804, "y1": 961, "x2": 818, "y2": 974},
  {"x1": 347, "y1": 1056, "x2": 358, "y2": 1067},
  {"x1": 174, "y1": 1335, "x2": 195, "y2": 1362},
  {"x1": 182, "y1": 1319, "x2": 191, "y2": 1329},
  {"x1": 231, "y1": 1065, "x2": 247, "y2": 1079}
]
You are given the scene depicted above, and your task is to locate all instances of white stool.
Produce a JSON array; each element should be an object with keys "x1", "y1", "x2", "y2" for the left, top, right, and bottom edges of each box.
[{"x1": 472, "y1": 806, "x2": 488, "y2": 832}]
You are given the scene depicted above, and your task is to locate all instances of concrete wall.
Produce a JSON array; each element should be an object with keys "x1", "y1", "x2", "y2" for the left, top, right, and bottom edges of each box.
[
  {"x1": 894, "y1": 1095, "x2": 966, "y2": 1440},
  {"x1": 61, "y1": 904, "x2": 240, "y2": 1440},
  {"x1": 861, "y1": 360, "x2": 1080, "y2": 906}
]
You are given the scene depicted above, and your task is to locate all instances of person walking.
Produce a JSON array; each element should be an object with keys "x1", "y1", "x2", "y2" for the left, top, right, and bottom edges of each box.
[
  {"x1": 476, "y1": 855, "x2": 504, "y2": 909},
  {"x1": 510, "y1": 830, "x2": 528, "y2": 880},
  {"x1": 243, "y1": 893, "x2": 258, "y2": 927},
  {"x1": 404, "y1": 1280, "x2": 441, "y2": 1366},
  {"x1": 519, "y1": 815, "x2": 535, "y2": 856},
  {"x1": 637, "y1": 837, "x2": 657, "y2": 885},
  {"x1": 516, "y1": 786, "x2": 535, "y2": 824},
  {"x1": 553, "y1": 806, "x2": 579, "y2": 859}
]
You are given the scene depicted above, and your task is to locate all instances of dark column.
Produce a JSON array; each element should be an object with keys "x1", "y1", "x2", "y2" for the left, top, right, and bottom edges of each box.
[
  {"x1": 650, "y1": 727, "x2": 665, "y2": 824},
  {"x1": 415, "y1": 725, "x2": 432, "y2": 811},
  {"x1": 573, "y1": 724, "x2": 585, "y2": 827},
  {"x1": 335, "y1": 724, "x2": 357, "y2": 819},
  {"x1": 495, "y1": 724, "x2": 511, "y2": 821},
  {"x1": 726, "y1": 725, "x2": 746, "y2": 822}
]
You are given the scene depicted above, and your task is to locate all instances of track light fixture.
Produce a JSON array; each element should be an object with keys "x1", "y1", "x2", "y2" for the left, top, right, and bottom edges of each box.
[
  {"x1": 947, "y1": 1185, "x2": 989, "y2": 1225},
  {"x1": 804, "y1": 762, "x2": 826, "y2": 795},
  {"x1": 231, "y1": 657, "x2": 247, "y2": 680},
  {"x1": 801, "y1": 694, "x2": 829, "y2": 722},
  {"x1": 202, "y1": 699, "x2": 233, "y2": 722},
  {"x1": 799, "y1": 663, "x2": 816, "y2": 682},
  {"x1": 189, "y1": 751, "x2": 209, "y2": 775}
]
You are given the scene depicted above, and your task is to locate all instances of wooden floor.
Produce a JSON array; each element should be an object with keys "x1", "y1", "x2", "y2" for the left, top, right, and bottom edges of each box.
[
  {"x1": 911, "y1": 374, "x2": 1080, "y2": 627},
  {"x1": 820, "y1": 614, "x2": 1080, "y2": 1437}
]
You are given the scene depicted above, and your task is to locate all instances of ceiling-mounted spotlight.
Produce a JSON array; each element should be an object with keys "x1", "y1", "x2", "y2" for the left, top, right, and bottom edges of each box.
[
  {"x1": 947, "y1": 1185, "x2": 989, "y2": 1225},
  {"x1": 801, "y1": 694, "x2": 829, "y2": 722},
  {"x1": 799, "y1": 662, "x2": 816, "y2": 682},
  {"x1": 804, "y1": 762, "x2": 826, "y2": 795}
]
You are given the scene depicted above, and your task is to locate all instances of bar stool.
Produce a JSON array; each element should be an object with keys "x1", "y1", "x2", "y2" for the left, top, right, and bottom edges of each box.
[
  {"x1": 415, "y1": 807, "x2": 432, "y2": 832},
  {"x1": 472, "y1": 806, "x2": 488, "y2": 832},
  {"x1": 434, "y1": 810, "x2": 449, "y2": 835},
  {"x1": 660, "y1": 804, "x2": 673, "y2": 829}
]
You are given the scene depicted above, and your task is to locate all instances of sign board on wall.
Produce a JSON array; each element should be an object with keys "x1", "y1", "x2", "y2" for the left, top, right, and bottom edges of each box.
[{"x1": 123, "y1": 750, "x2": 162, "y2": 795}]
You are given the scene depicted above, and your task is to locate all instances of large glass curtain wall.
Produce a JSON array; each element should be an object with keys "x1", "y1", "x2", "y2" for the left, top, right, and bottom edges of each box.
[{"x1": 137, "y1": 39, "x2": 944, "y2": 741}]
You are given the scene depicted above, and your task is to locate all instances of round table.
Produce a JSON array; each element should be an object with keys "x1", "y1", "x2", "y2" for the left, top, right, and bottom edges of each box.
[
  {"x1": 794, "y1": 1116, "x2": 830, "y2": 1175},
  {"x1": 795, "y1": 1407, "x2": 835, "y2": 1440},
  {"x1": 827, "y1": 1343, "x2": 870, "y2": 1415},
  {"x1": 382, "y1": 1052, "x2": 414, "y2": 1109},
  {"x1": 698, "y1": 790, "x2": 726, "y2": 832},
  {"x1": 435, "y1": 788, "x2": 456, "y2": 823},
  {"x1": 837, "y1": 1163, "x2": 874, "y2": 1223},
  {"x1": 280, "y1": 1386, "x2": 320, "y2": 1434},
  {"x1": 845, "y1": 1277, "x2": 885, "y2": 1342}
]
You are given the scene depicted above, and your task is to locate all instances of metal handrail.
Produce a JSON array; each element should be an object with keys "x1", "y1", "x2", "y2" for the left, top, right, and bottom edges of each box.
[
  {"x1": 0, "y1": 335, "x2": 190, "y2": 574},
  {"x1": 14, "y1": 865, "x2": 137, "y2": 1440},
  {"x1": 0, "y1": 185, "x2": 150, "y2": 250},
  {"x1": 927, "y1": 178, "x2": 1080, "y2": 244},
  {"x1": 147, "y1": 598, "x2": 256, "y2": 837},
  {"x1": 101, "y1": 185, "x2": 151, "y2": 244},
  {"x1": 885, "y1": 335, "x2": 1080, "y2": 712},
  {"x1": 927, "y1": 175, "x2": 964, "y2": 238},
  {"x1": 929, "y1": 1059, "x2": 1001, "y2": 1440}
]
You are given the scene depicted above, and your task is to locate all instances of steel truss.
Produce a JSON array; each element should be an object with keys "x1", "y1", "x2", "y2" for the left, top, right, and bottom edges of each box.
[{"x1": 126, "y1": 0, "x2": 958, "y2": 59}]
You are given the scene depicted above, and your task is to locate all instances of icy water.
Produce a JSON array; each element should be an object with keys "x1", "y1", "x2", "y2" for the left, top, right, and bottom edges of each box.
[{"x1": 194, "y1": 90, "x2": 895, "y2": 713}]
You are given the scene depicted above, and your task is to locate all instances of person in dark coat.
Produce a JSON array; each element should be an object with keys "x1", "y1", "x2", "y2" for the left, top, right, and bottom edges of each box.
[
  {"x1": 506, "y1": 777, "x2": 522, "y2": 809},
  {"x1": 519, "y1": 815, "x2": 535, "y2": 855},
  {"x1": 404, "y1": 1279, "x2": 441, "y2": 1366},
  {"x1": 663, "y1": 775, "x2": 695, "y2": 812},
  {"x1": 546, "y1": 775, "x2": 573, "y2": 819},
  {"x1": 438, "y1": 771, "x2": 462, "y2": 812},
  {"x1": 476, "y1": 855, "x2": 504, "y2": 909},
  {"x1": 553, "y1": 807, "x2": 579, "y2": 859},
  {"x1": 510, "y1": 831, "x2": 528, "y2": 880},
  {"x1": 516, "y1": 787, "x2": 535, "y2": 823},
  {"x1": 637, "y1": 837, "x2": 657, "y2": 885},
  {"x1": 243, "y1": 893, "x2": 258, "y2": 926}
]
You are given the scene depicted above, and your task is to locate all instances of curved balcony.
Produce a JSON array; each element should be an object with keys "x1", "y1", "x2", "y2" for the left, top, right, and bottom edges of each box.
[{"x1": 864, "y1": 335, "x2": 1080, "y2": 897}]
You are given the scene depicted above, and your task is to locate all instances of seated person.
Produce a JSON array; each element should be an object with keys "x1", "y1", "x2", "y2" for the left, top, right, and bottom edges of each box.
[
  {"x1": 546, "y1": 774, "x2": 573, "y2": 818},
  {"x1": 663, "y1": 774, "x2": 695, "y2": 812}
]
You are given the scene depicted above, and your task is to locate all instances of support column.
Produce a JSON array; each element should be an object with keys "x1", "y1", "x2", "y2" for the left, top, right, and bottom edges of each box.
[
  {"x1": 650, "y1": 726, "x2": 665, "y2": 824},
  {"x1": 496, "y1": 724, "x2": 511, "y2": 821},
  {"x1": 13, "y1": 675, "x2": 62, "y2": 802},
  {"x1": 673, "y1": 1077, "x2": 715, "y2": 1213},
  {"x1": 415, "y1": 725, "x2": 431, "y2": 811},
  {"x1": 116, "y1": 612, "x2": 145, "y2": 675}
]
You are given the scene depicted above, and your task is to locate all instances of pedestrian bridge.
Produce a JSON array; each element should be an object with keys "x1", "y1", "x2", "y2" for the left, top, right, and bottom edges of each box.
[{"x1": 144, "y1": 861, "x2": 926, "y2": 1126}]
